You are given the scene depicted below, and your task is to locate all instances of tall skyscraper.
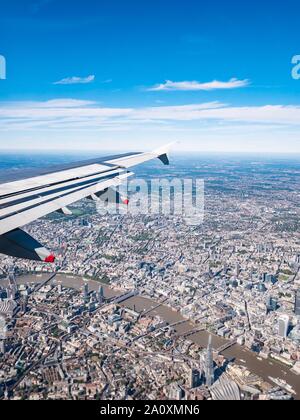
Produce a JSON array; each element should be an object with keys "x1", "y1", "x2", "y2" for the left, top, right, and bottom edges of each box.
[
  {"x1": 266, "y1": 296, "x2": 278, "y2": 313},
  {"x1": 98, "y1": 286, "x2": 104, "y2": 304},
  {"x1": 278, "y1": 315, "x2": 290, "y2": 339},
  {"x1": 168, "y1": 383, "x2": 184, "y2": 400},
  {"x1": 295, "y1": 290, "x2": 300, "y2": 316},
  {"x1": 8, "y1": 266, "x2": 18, "y2": 300},
  {"x1": 205, "y1": 335, "x2": 215, "y2": 387},
  {"x1": 82, "y1": 284, "x2": 89, "y2": 303},
  {"x1": 0, "y1": 340, "x2": 5, "y2": 355},
  {"x1": 0, "y1": 316, "x2": 7, "y2": 355},
  {"x1": 21, "y1": 296, "x2": 28, "y2": 314},
  {"x1": 189, "y1": 369, "x2": 201, "y2": 389}
]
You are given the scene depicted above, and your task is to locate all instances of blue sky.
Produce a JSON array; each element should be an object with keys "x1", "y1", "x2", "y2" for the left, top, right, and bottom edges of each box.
[{"x1": 0, "y1": 0, "x2": 300, "y2": 153}]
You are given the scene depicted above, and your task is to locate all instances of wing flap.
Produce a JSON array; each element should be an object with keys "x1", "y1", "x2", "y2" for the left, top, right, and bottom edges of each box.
[
  {"x1": 0, "y1": 168, "x2": 123, "y2": 217},
  {"x1": 0, "y1": 163, "x2": 115, "y2": 198}
]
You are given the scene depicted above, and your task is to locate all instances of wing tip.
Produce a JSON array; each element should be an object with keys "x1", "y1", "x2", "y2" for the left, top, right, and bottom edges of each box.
[
  {"x1": 155, "y1": 142, "x2": 176, "y2": 166},
  {"x1": 158, "y1": 153, "x2": 170, "y2": 166}
]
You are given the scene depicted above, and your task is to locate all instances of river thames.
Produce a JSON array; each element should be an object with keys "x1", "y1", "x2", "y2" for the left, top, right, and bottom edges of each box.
[{"x1": 4, "y1": 273, "x2": 300, "y2": 399}]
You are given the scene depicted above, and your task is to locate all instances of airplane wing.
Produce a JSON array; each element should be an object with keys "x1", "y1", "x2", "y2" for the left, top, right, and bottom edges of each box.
[{"x1": 0, "y1": 144, "x2": 172, "y2": 262}]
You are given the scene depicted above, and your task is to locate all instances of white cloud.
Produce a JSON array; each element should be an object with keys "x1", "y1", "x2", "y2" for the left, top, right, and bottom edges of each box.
[
  {"x1": 9, "y1": 99, "x2": 97, "y2": 108},
  {"x1": 1, "y1": 99, "x2": 300, "y2": 153},
  {"x1": 0, "y1": 100, "x2": 300, "y2": 133},
  {"x1": 147, "y1": 78, "x2": 250, "y2": 92},
  {"x1": 53, "y1": 75, "x2": 95, "y2": 85}
]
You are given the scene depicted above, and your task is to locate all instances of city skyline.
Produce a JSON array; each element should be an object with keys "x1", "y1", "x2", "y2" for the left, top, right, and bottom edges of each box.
[
  {"x1": 1, "y1": 155, "x2": 300, "y2": 400},
  {"x1": 0, "y1": 0, "x2": 300, "y2": 152}
]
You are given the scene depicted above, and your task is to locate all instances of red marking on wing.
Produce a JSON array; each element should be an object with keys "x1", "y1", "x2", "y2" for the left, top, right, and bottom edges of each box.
[{"x1": 45, "y1": 255, "x2": 56, "y2": 263}]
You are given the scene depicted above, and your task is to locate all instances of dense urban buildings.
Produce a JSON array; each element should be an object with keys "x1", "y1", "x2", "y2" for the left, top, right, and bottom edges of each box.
[{"x1": 0, "y1": 155, "x2": 300, "y2": 400}]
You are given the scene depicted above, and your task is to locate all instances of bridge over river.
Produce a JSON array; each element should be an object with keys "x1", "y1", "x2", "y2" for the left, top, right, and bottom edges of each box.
[{"x1": 3, "y1": 273, "x2": 300, "y2": 400}]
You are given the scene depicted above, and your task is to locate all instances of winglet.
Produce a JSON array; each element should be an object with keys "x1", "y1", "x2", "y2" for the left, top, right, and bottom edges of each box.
[
  {"x1": 158, "y1": 153, "x2": 170, "y2": 165},
  {"x1": 153, "y1": 142, "x2": 175, "y2": 166}
]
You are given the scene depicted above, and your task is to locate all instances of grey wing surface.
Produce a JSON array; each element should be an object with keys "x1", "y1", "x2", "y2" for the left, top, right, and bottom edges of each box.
[{"x1": 0, "y1": 144, "x2": 172, "y2": 262}]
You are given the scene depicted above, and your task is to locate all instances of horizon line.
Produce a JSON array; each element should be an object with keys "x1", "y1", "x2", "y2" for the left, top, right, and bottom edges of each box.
[{"x1": 1, "y1": 148, "x2": 300, "y2": 157}]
